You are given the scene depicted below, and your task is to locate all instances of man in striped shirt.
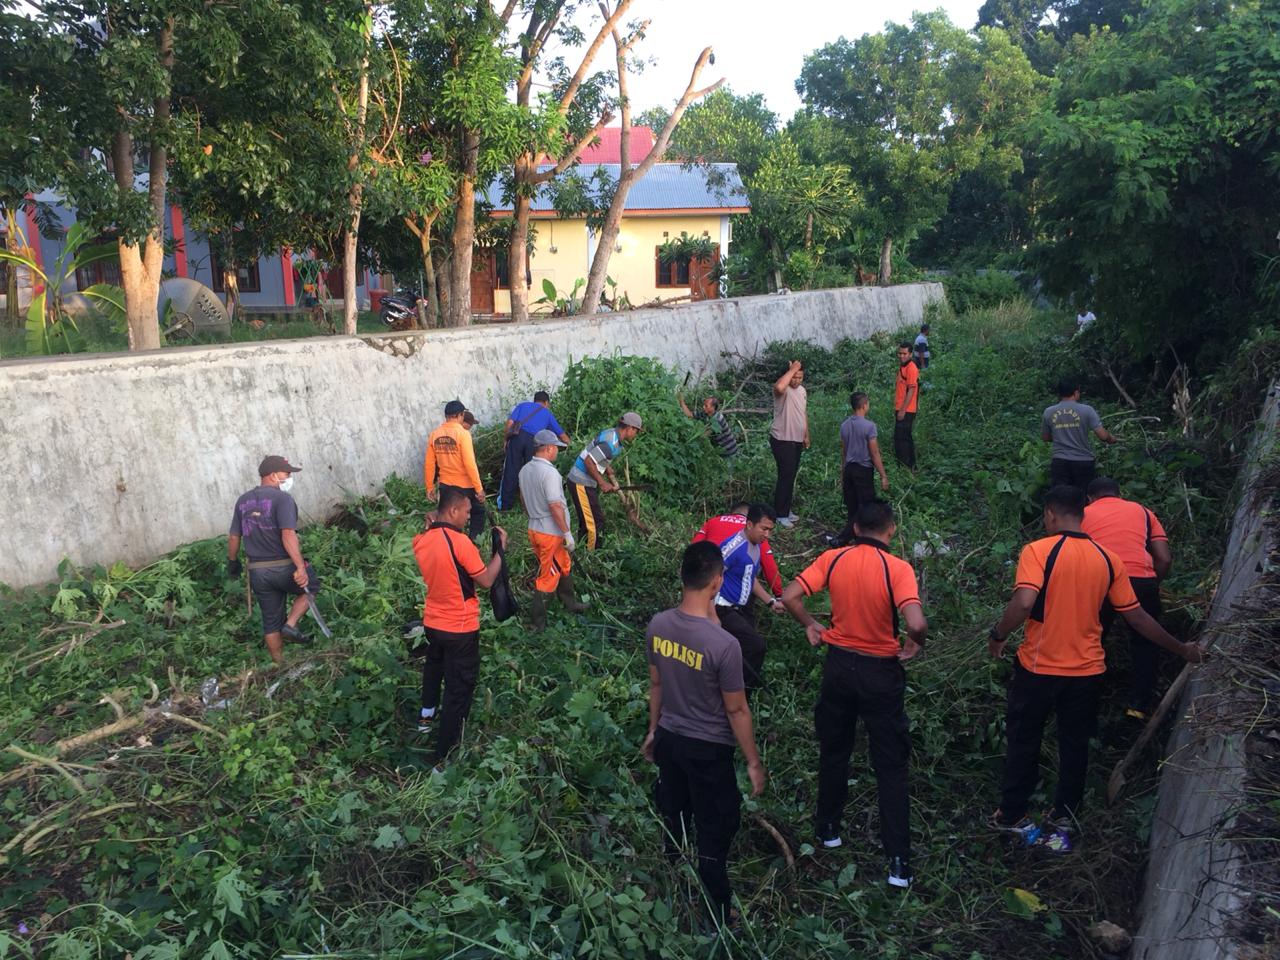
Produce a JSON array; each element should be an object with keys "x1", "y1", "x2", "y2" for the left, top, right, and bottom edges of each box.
[{"x1": 679, "y1": 393, "x2": 739, "y2": 462}]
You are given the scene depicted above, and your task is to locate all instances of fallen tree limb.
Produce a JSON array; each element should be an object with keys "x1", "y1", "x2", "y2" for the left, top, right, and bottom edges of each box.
[
  {"x1": 753, "y1": 813, "x2": 794, "y2": 869},
  {"x1": 5, "y1": 745, "x2": 86, "y2": 795},
  {"x1": 1107, "y1": 663, "x2": 1194, "y2": 805}
]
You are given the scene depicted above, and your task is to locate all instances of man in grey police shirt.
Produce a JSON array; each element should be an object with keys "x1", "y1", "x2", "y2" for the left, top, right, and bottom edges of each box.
[{"x1": 1042, "y1": 377, "x2": 1118, "y2": 490}]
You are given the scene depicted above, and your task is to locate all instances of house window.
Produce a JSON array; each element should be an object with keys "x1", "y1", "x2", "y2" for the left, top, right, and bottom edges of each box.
[
  {"x1": 210, "y1": 251, "x2": 262, "y2": 293},
  {"x1": 655, "y1": 247, "x2": 690, "y2": 288},
  {"x1": 74, "y1": 234, "x2": 122, "y2": 289}
]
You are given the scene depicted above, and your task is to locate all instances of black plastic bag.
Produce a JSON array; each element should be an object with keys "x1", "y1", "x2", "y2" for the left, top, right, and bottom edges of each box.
[{"x1": 489, "y1": 528, "x2": 518, "y2": 622}]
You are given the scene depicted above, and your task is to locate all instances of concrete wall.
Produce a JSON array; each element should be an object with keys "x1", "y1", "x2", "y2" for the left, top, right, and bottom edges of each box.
[
  {"x1": 0, "y1": 283, "x2": 942, "y2": 588},
  {"x1": 1133, "y1": 383, "x2": 1279, "y2": 959}
]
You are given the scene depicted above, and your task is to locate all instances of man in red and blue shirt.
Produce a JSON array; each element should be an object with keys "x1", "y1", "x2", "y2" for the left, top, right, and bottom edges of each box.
[{"x1": 691, "y1": 502, "x2": 783, "y2": 595}]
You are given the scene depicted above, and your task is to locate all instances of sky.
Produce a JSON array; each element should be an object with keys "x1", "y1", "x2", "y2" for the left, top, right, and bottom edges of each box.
[{"x1": 594, "y1": 0, "x2": 984, "y2": 122}]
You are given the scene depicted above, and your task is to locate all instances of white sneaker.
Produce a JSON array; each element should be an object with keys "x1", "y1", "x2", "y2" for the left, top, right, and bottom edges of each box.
[
  {"x1": 786, "y1": 513, "x2": 800, "y2": 523},
  {"x1": 776, "y1": 517, "x2": 795, "y2": 529}
]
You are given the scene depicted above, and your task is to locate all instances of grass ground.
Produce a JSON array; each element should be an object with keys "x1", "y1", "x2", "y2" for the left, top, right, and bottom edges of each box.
[{"x1": 0, "y1": 302, "x2": 1232, "y2": 958}]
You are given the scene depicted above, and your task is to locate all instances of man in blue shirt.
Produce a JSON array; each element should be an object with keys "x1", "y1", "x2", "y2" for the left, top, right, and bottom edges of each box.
[
  {"x1": 713, "y1": 504, "x2": 785, "y2": 697},
  {"x1": 496, "y1": 391, "x2": 571, "y2": 510},
  {"x1": 566, "y1": 412, "x2": 642, "y2": 550}
]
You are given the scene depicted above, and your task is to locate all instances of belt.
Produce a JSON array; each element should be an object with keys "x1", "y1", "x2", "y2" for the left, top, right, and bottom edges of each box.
[
  {"x1": 247, "y1": 558, "x2": 295, "y2": 570},
  {"x1": 827, "y1": 643, "x2": 898, "y2": 662}
]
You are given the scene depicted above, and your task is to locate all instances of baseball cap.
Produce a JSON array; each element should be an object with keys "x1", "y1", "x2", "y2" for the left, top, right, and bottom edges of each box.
[
  {"x1": 620, "y1": 411, "x2": 643, "y2": 430},
  {"x1": 463, "y1": 410, "x2": 479, "y2": 426},
  {"x1": 444, "y1": 399, "x2": 466, "y2": 417},
  {"x1": 533, "y1": 428, "x2": 567, "y2": 448},
  {"x1": 259, "y1": 455, "x2": 301, "y2": 476}
]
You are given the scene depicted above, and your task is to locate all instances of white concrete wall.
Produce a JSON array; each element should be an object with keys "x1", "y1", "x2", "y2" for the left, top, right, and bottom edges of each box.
[
  {"x1": 1133, "y1": 382, "x2": 1278, "y2": 959},
  {"x1": 0, "y1": 284, "x2": 942, "y2": 588}
]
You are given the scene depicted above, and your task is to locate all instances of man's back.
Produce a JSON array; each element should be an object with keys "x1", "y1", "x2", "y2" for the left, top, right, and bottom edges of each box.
[
  {"x1": 1082, "y1": 497, "x2": 1166, "y2": 579},
  {"x1": 518, "y1": 457, "x2": 565, "y2": 535},
  {"x1": 646, "y1": 608, "x2": 743, "y2": 745},
  {"x1": 1042, "y1": 400, "x2": 1101, "y2": 462},
  {"x1": 426, "y1": 420, "x2": 481, "y2": 490},
  {"x1": 840, "y1": 414, "x2": 877, "y2": 466},
  {"x1": 231, "y1": 485, "x2": 297, "y2": 560}
]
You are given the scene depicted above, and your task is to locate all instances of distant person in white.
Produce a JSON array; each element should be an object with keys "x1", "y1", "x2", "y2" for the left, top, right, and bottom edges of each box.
[{"x1": 1075, "y1": 309, "x2": 1096, "y2": 335}]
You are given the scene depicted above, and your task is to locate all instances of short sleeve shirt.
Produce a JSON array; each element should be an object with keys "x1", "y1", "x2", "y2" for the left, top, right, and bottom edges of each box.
[
  {"x1": 412, "y1": 523, "x2": 487, "y2": 632},
  {"x1": 895, "y1": 361, "x2": 920, "y2": 414},
  {"x1": 646, "y1": 608, "x2": 744, "y2": 746},
  {"x1": 715, "y1": 531, "x2": 762, "y2": 607},
  {"x1": 230, "y1": 486, "x2": 299, "y2": 561},
  {"x1": 508, "y1": 401, "x2": 565, "y2": 438},
  {"x1": 1014, "y1": 532, "x2": 1139, "y2": 676},
  {"x1": 840, "y1": 414, "x2": 878, "y2": 467},
  {"x1": 796, "y1": 541, "x2": 921, "y2": 657},
  {"x1": 1082, "y1": 496, "x2": 1168, "y2": 579},
  {"x1": 518, "y1": 456, "x2": 567, "y2": 536},
  {"x1": 567, "y1": 428, "x2": 623, "y2": 487},
  {"x1": 914, "y1": 333, "x2": 930, "y2": 360},
  {"x1": 770, "y1": 385, "x2": 808, "y2": 442},
  {"x1": 1042, "y1": 401, "x2": 1102, "y2": 462}
]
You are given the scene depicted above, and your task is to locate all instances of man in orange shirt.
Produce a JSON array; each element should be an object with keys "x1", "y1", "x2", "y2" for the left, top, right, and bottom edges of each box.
[
  {"x1": 781, "y1": 500, "x2": 927, "y2": 890},
  {"x1": 1083, "y1": 477, "x2": 1173, "y2": 719},
  {"x1": 424, "y1": 399, "x2": 487, "y2": 538},
  {"x1": 893, "y1": 344, "x2": 919, "y2": 469},
  {"x1": 987, "y1": 486, "x2": 1201, "y2": 851},
  {"x1": 412, "y1": 488, "x2": 507, "y2": 766}
]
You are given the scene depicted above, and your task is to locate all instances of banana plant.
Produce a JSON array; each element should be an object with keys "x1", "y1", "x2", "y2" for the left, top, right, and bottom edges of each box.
[{"x1": 0, "y1": 221, "x2": 124, "y2": 356}]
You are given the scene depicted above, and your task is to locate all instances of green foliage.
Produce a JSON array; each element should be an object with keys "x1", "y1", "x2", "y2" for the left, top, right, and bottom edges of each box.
[
  {"x1": 555, "y1": 354, "x2": 726, "y2": 504},
  {"x1": 656, "y1": 232, "x2": 715, "y2": 266},
  {"x1": 942, "y1": 271, "x2": 1027, "y2": 314}
]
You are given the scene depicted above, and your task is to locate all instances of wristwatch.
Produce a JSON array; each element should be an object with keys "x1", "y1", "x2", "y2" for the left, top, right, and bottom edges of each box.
[{"x1": 770, "y1": 597, "x2": 784, "y2": 610}]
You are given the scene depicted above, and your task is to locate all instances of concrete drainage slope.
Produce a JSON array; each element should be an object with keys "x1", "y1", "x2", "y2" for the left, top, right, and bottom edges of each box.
[{"x1": 1134, "y1": 382, "x2": 1279, "y2": 959}]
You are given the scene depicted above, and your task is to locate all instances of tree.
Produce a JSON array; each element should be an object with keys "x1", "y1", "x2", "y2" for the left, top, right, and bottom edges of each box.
[
  {"x1": 1034, "y1": 0, "x2": 1280, "y2": 371},
  {"x1": 579, "y1": 21, "x2": 722, "y2": 315},
  {"x1": 797, "y1": 13, "x2": 1042, "y2": 282},
  {"x1": 504, "y1": 0, "x2": 628, "y2": 323},
  {"x1": 342, "y1": 3, "x2": 375, "y2": 335}
]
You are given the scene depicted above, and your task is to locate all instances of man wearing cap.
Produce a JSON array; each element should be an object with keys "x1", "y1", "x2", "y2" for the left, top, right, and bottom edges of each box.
[
  {"x1": 461, "y1": 410, "x2": 479, "y2": 432},
  {"x1": 565, "y1": 412, "x2": 642, "y2": 551},
  {"x1": 424, "y1": 400, "x2": 487, "y2": 538},
  {"x1": 497, "y1": 391, "x2": 571, "y2": 511},
  {"x1": 228, "y1": 456, "x2": 318, "y2": 665},
  {"x1": 518, "y1": 429, "x2": 588, "y2": 630}
]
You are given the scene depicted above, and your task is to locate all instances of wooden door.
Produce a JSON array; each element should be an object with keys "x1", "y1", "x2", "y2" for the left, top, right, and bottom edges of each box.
[
  {"x1": 470, "y1": 252, "x2": 496, "y2": 313},
  {"x1": 689, "y1": 244, "x2": 721, "y2": 301}
]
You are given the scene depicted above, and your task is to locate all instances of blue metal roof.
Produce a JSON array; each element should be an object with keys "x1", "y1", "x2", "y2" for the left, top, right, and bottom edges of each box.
[{"x1": 486, "y1": 163, "x2": 749, "y2": 214}]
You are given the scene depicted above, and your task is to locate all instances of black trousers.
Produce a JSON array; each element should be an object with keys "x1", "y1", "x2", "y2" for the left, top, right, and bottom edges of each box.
[
  {"x1": 567, "y1": 480, "x2": 606, "y2": 550},
  {"x1": 893, "y1": 413, "x2": 916, "y2": 469},
  {"x1": 421, "y1": 627, "x2": 481, "y2": 763},
  {"x1": 653, "y1": 727, "x2": 741, "y2": 916},
  {"x1": 998, "y1": 661, "x2": 1100, "y2": 821},
  {"x1": 1049, "y1": 457, "x2": 1096, "y2": 490},
  {"x1": 833, "y1": 462, "x2": 876, "y2": 544},
  {"x1": 814, "y1": 647, "x2": 911, "y2": 860},
  {"x1": 769, "y1": 436, "x2": 804, "y2": 517},
  {"x1": 1102, "y1": 576, "x2": 1164, "y2": 710},
  {"x1": 439, "y1": 483, "x2": 486, "y2": 539},
  {"x1": 497, "y1": 431, "x2": 535, "y2": 511},
  {"x1": 718, "y1": 606, "x2": 766, "y2": 695}
]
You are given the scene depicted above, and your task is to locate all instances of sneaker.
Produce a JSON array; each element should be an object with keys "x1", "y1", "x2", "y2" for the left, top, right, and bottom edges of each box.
[
  {"x1": 816, "y1": 823, "x2": 842, "y2": 849},
  {"x1": 1043, "y1": 808, "x2": 1075, "y2": 834},
  {"x1": 401, "y1": 621, "x2": 425, "y2": 641},
  {"x1": 417, "y1": 708, "x2": 436, "y2": 733},
  {"x1": 989, "y1": 810, "x2": 1041, "y2": 845},
  {"x1": 887, "y1": 856, "x2": 913, "y2": 889},
  {"x1": 281, "y1": 624, "x2": 313, "y2": 646},
  {"x1": 776, "y1": 517, "x2": 795, "y2": 529},
  {"x1": 786, "y1": 513, "x2": 800, "y2": 523},
  {"x1": 1036, "y1": 829, "x2": 1073, "y2": 854}
]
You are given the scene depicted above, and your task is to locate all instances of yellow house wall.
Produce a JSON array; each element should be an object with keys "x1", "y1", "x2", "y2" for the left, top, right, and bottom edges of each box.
[{"x1": 493, "y1": 214, "x2": 724, "y2": 314}]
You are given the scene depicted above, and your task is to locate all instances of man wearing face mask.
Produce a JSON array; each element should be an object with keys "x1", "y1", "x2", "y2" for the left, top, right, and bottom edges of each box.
[{"x1": 228, "y1": 455, "x2": 318, "y2": 665}]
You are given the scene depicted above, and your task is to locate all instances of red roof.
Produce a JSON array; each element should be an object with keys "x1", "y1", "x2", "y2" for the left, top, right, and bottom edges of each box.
[{"x1": 578, "y1": 126, "x2": 655, "y2": 164}]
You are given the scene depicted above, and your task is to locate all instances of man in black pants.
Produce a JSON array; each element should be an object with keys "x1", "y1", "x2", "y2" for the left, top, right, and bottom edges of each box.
[
  {"x1": 1041, "y1": 378, "x2": 1117, "y2": 489},
  {"x1": 782, "y1": 500, "x2": 926, "y2": 890},
  {"x1": 826, "y1": 392, "x2": 890, "y2": 546},
  {"x1": 643, "y1": 542, "x2": 766, "y2": 922},
  {"x1": 769, "y1": 360, "x2": 808, "y2": 527},
  {"x1": 712, "y1": 505, "x2": 786, "y2": 697},
  {"x1": 987, "y1": 486, "x2": 1202, "y2": 851},
  {"x1": 893, "y1": 344, "x2": 919, "y2": 469},
  {"x1": 411, "y1": 488, "x2": 508, "y2": 768},
  {"x1": 1083, "y1": 477, "x2": 1174, "y2": 719}
]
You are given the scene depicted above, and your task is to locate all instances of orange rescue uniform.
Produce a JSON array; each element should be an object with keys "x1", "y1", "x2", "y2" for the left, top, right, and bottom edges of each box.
[
  {"x1": 412, "y1": 523, "x2": 487, "y2": 632},
  {"x1": 423, "y1": 420, "x2": 484, "y2": 496},
  {"x1": 795, "y1": 541, "x2": 921, "y2": 657},
  {"x1": 528, "y1": 529, "x2": 572, "y2": 593},
  {"x1": 1081, "y1": 496, "x2": 1167, "y2": 580},
  {"x1": 895, "y1": 361, "x2": 920, "y2": 415}
]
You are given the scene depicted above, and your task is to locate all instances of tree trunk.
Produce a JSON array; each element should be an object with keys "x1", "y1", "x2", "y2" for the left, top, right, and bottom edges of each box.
[
  {"x1": 113, "y1": 18, "x2": 173, "y2": 351},
  {"x1": 4, "y1": 211, "x2": 19, "y2": 328},
  {"x1": 424, "y1": 243, "x2": 439, "y2": 327},
  {"x1": 342, "y1": 6, "x2": 372, "y2": 336},
  {"x1": 434, "y1": 245, "x2": 451, "y2": 324},
  {"x1": 878, "y1": 236, "x2": 893, "y2": 286},
  {"x1": 508, "y1": 188, "x2": 532, "y2": 323},
  {"x1": 804, "y1": 212, "x2": 814, "y2": 250},
  {"x1": 222, "y1": 268, "x2": 240, "y2": 322},
  {"x1": 445, "y1": 130, "x2": 479, "y2": 327}
]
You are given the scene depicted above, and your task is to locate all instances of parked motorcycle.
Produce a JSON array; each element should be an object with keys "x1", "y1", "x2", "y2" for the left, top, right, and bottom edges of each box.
[{"x1": 379, "y1": 289, "x2": 422, "y2": 329}]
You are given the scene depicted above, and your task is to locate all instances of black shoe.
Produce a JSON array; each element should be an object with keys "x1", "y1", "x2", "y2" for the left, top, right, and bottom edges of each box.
[
  {"x1": 816, "y1": 823, "x2": 842, "y2": 849},
  {"x1": 822, "y1": 534, "x2": 847, "y2": 547},
  {"x1": 281, "y1": 623, "x2": 313, "y2": 646},
  {"x1": 887, "y1": 856, "x2": 913, "y2": 889}
]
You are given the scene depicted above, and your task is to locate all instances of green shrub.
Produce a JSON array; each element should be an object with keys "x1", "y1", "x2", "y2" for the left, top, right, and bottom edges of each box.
[
  {"x1": 943, "y1": 270, "x2": 1026, "y2": 314},
  {"x1": 555, "y1": 354, "x2": 726, "y2": 505}
]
